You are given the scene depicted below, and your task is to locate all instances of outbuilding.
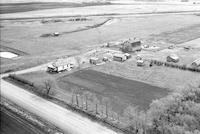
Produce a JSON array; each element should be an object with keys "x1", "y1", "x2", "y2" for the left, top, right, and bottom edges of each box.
[
  {"x1": 124, "y1": 53, "x2": 131, "y2": 59},
  {"x1": 167, "y1": 54, "x2": 179, "y2": 63},
  {"x1": 90, "y1": 57, "x2": 101, "y2": 65},
  {"x1": 137, "y1": 60, "x2": 145, "y2": 66},
  {"x1": 192, "y1": 58, "x2": 200, "y2": 67},
  {"x1": 53, "y1": 32, "x2": 60, "y2": 36},
  {"x1": 113, "y1": 53, "x2": 127, "y2": 62}
]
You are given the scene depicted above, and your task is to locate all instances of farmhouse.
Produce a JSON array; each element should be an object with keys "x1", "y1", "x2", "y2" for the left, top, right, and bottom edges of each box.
[
  {"x1": 47, "y1": 62, "x2": 74, "y2": 73},
  {"x1": 113, "y1": 53, "x2": 127, "y2": 62},
  {"x1": 192, "y1": 58, "x2": 200, "y2": 67},
  {"x1": 167, "y1": 54, "x2": 179, "y2": 63},
  {"x1": 47, "y1": 58, "x2": 76, "y2": 73}
]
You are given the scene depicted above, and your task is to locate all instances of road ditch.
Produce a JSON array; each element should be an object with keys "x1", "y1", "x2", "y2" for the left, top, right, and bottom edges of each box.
[{"x1": 0, "y1": 97, "x2": 64, "y2": 134}]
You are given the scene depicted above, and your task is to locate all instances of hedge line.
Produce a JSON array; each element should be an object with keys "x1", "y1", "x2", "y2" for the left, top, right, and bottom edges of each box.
[
  {"x1": 8, "y1": 74, "x2": 49, "y2": 97},
  {"x1": 9, "y1": 74, "x2": 34, "y2": 86},
  {"x1": 150, "y1": 60, "x2": 200, "y2": 73}
]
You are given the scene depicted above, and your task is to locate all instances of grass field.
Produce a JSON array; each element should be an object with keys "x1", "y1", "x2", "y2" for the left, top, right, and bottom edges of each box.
[
  {"x1": 91, "y1": 57, "x2": 200, "y2": 90},
  {"x1": 152, "y1": 23, "x2": 200, "y2": 44}
]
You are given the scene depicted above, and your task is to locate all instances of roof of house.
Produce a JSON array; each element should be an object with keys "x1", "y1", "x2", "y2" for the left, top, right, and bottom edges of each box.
[
  {"x1": 90, "y1": 57, "x2": 99, "y2": 61},
  {"x1": 113, "y1": 53, "x2": 126, "y2": 58},
  {"x1": 193, "y1": 58, "x2": 200, "y2": 64},
  {"x1": 168, "y1": 54, "x2": 179, "y2": 60}
]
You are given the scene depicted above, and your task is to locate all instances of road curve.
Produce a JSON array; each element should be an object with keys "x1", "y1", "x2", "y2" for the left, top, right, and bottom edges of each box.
[{"x1": 1, "y1": 80, "x2": 119, "y2": 134}]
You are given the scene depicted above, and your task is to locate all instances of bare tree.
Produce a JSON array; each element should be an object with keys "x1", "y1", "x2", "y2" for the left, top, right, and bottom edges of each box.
[
  {"x1": 85, "y1": 94, "x2": 88, "y2": 110},
  {"x1": 44, "y1": 80, "x2": 52, "y2": 95},
  {"x1": 76, "y1": 94, "x2": 79, "y2": 107}
]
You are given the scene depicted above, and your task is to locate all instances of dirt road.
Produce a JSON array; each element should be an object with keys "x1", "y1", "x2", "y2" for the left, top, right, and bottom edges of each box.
[{"x1": 0, "y1": 80, "x2": 120, "y2": 134}]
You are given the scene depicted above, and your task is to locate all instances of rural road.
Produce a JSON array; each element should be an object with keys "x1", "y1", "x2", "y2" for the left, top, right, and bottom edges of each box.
[{"x1": 0, "y1": 79, "x2": 120, "y2": 134}]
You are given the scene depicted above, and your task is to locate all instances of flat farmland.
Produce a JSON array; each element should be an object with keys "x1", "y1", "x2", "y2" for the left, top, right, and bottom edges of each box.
[
  {"x1": 1, "y1": 14, "x2": 200, "y2": 56},
  {"x1": 1, "y1": 3, "x2": 200, "y2": 19},
  {"x1": 1, "y1": 13, "x2": 200, "y2": 73},
  {"x1": 57, "y1": 70, "x2": 168, "y2": 111},
  {"x1": 1, "y1": 3, "x2": 200, "y2": 74},
  {"x1": 17, "y1": 69, "x2": 168, "y2": 114}
]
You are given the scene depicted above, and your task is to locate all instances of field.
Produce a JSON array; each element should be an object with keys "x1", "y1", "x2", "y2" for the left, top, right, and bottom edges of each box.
[
  {"x1": 17, "y1": 69, "x2": 168, "y2": 116},
  {"x1": 92, "y1": 58, "x2": 200, "y2": 90},
  {"x1": 1, "y1": 12, "x2": 200, "y2": 73},
  {"x1": 151, "y1": 23, "x2": 200, "y2": 44},
  {"x1": 0, "y1": 2, "x2": 111, "y2": 14},
  {"x1": 58, "y1": 70, "x2": 168, "y2": 110}
]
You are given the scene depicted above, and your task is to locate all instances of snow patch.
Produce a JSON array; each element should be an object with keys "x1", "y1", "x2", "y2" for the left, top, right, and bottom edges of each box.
[
  {"x1": 0, "y1": 52, "x2": 18, "y2": 59},
  {"x1": 104, "y1": 19, "x2": 119, "y2": 26}
]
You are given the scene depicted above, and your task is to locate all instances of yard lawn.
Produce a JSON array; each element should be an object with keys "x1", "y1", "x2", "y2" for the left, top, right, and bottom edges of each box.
[{"x1": 91, "y1": 58, "x2": 200, "y2": 90}]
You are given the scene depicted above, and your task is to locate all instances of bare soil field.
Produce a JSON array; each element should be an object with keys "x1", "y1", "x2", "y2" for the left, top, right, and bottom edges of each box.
[
  {"x1": 0, "y1": 2, "x2": 111, "y2": 14},
  {"x1": 58, "y1": 69, "x2": 168, "y2": 110}
]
